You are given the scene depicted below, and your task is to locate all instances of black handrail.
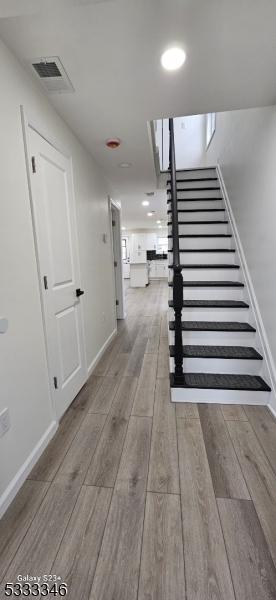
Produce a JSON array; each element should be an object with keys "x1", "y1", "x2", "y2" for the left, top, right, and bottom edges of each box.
[{"x1": 169, "y1": 118, "x2": 184, "y2": 382}]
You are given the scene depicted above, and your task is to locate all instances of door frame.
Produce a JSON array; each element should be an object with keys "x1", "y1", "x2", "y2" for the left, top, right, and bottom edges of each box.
[
  {"x1": 21, "y1": 106, "x2": 88, "y2": 420},
  {"x1": 109, "y1": 198, "x2": 125, "y2": 319}
]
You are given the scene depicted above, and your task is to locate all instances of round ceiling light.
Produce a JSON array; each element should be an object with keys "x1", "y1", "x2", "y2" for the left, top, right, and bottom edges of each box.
[
  {"x1": 161, "y1": 47, "x2": 186, "y2": 71},
  {"x1": 147, "y1": 212, "x2": 153, "y2": 217},
  {"x1": 119, "y1": 162, "x2": 132, "y2": 168},
  {"x1": 122, "y1": 226, "x2": 126, "y2": 230},
  {"x1": 106, "y1": 137, "x2": 121, "y2": 149},
  {"x1": 156, "y1": 220, "x2": 161, "y2": 224},
  {"x1": 142, "y1": 200, "x2": 149, "y2": 206}
]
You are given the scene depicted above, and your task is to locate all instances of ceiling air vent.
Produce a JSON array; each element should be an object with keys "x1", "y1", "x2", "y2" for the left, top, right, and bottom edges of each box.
[{"x1": 30, "y1": 57, "x2": 74, "y2": 94}]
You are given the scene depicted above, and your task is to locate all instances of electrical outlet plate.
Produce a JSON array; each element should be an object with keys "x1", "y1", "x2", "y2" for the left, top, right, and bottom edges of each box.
[{"x1": 0, "y1": 408, "x2": 10, "y2": 438}]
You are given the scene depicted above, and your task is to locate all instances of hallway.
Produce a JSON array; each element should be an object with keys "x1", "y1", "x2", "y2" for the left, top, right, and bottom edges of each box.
[{"x1": 1, "y1": 281, "x2": 276, "y2": 599}]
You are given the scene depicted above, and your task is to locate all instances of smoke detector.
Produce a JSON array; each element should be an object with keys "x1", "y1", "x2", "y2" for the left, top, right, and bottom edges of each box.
[
  {"x1": 30, "y1": 57, "x2": 74, "y2": 94},
  {"x1": 106, "y1": 138, "x2": 121, "y2": 149}
]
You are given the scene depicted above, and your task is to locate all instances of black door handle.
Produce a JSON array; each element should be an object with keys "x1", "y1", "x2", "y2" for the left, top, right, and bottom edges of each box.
[{"x1": 76, "y1": 288, "x2": 85, "y2": 297}]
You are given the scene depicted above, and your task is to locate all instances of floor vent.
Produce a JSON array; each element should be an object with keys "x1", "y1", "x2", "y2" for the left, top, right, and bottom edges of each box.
[{"x1": 30, "y1": 57, "x2": 74, "y2": 93}]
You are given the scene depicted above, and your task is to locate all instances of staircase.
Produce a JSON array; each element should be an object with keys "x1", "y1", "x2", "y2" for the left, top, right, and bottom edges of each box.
[{"x1": 167, "y1": 119, "x2": 272, "y2": 405}]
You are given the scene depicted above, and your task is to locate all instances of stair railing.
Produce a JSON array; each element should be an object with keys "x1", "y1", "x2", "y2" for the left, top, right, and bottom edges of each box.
[{"x1": 169, "y1": 118, "x2": 184, "y2": 383}]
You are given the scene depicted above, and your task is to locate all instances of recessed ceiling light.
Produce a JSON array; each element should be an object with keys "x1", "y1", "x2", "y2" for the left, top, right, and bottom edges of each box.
[
  {"x1": 119, "y1": 162, "x2": 132, "y2": 168},
  {"x1": 158, "y1": 225, "x2": 162, "y2": 229},
  {"x1": 142, "y1": 200, "x2": 149, "y2": 206},
  {"x1": 122, "y1": 226, "x2": 126, "y2": 230},
  {"x1": 161, "y1": 47, "x2": 186, "y2": 71},
  {"x1": 156, "y1": 220, "x2": 161, "y2": 224},
  {"x1": 147, "y1": 212, "x2": 153, "y2": 217}
]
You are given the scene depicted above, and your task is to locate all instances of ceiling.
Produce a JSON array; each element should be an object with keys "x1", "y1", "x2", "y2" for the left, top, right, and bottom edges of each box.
[{"x1": 1, "y1": 0, "x2": 276, "y2": 228}]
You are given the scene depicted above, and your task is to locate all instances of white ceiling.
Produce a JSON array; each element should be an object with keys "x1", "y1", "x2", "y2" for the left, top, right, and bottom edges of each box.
[{"x1": 1, "y1": 0, "x2": 276, "y2": 228}]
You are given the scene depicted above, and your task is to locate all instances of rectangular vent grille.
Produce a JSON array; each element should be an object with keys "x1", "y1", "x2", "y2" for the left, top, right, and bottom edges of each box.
[
  {"x1": 32, "y1": 61, "x2": 62, "y2": 78},
  {"x1": 30, "y1": 56, "x2": 74, "y2": 94}
]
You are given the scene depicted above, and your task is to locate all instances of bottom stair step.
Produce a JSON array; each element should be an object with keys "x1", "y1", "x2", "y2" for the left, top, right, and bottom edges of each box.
[
  {"x1": 169, "y1": 345, "x2": 263, "y2": 360},
  {"x1": 170, "y1": 372, "x2": 271, "y2": 391}
]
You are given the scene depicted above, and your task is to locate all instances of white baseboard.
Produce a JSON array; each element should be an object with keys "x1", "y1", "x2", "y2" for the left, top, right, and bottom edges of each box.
[
  {"x1": 87, "y1": 328, "x2": 117, "y2": 378},
  {"x1": 0, "y1": 421, "x2": 57, "y2": 519},
  {"x1": 217, "y1": 164, "x2": 276, "y2": 413}
]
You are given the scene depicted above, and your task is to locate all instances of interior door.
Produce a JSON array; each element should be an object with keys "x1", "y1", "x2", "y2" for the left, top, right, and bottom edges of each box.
[{"x1": 29, "y1": 127, "x2": 86, "y2": 419}]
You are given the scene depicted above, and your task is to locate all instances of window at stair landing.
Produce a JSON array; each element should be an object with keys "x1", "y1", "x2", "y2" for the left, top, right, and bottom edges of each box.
[{"x1": 206, "y1": 113, "x2": 216, "y2": 148}]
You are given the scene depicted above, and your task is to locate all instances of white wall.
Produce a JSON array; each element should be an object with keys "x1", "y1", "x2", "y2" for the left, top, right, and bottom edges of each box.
[
  {"x1": 204, "y1": 105, "x2": 276, "y2": 392},
  {"x1": 155, "y1": 116, "x2": 206, "y2": 171},
  {"x1": 0, "y1": 36, "x2": 116, "y2": 508}
]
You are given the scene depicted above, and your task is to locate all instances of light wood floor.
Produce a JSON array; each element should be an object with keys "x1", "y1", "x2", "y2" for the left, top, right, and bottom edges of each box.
[{"x1": 1, "y1": 280, "x2": 276, "y2": 599}]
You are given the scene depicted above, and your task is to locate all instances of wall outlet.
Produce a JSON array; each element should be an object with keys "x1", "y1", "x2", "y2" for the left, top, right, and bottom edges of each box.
[{"x1": 0, "y1": 408, "x2": 10, "y2": 438}]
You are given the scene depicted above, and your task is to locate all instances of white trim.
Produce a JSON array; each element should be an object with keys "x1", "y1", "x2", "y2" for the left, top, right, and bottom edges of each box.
[
  {"x1": 87, "y1": 328, "x2": 117, "y2": 377},
  {"x1": 0, "y1": 421, "x2": 58, "y2": 519},
  {"x1": 217, "y1": 163, "x2": 276, "y2": 413},
  {"x1": 268, "y1": 404, "x2": 276, "y2": 420}
]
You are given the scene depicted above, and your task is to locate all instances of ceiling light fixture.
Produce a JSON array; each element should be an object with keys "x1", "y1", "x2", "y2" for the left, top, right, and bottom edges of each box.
[
  {"x1": 119, "y1": 162, "x2": 132, "y2": 168},
  {"x1": 122, "y1": 226, "x2": 126, "y2": 230},
  {"x1": 147, "y1": 212, "x2": 153, "y2": 217},
  {"x1": 142, "y1": 200, "x2": 149, "y2": 206},
  {"x1": 156, "y1": 220, "x2": 161, "y2": 224},
  {"x1": 161, "y1": 47, "x2": 186, "y2": 71}
]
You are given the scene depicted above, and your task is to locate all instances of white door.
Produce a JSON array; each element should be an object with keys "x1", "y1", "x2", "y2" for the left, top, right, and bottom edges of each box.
[{"x1": 29, "y1": 128, "x2": 86, "y2": 419}]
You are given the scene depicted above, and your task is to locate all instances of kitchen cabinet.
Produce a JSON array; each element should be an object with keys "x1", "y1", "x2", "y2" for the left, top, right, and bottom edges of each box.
[
  {"x1": 130, "y1": 233, "x2": 146, "y2": 263},
  {"x1": 149, "y1": 260, "x2": 168, "y2": 279},
  {"x1": 123, "y1": 262, "x2": 130, "y2": 278}
]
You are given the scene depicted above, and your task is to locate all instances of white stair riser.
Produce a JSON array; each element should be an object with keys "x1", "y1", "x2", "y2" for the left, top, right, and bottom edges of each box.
[
  {"x1": 171, "y1": 387, "x2": 269, "y2": 405},
  {"x1": 168, "y1": 287, "x2": 244, "y2": 301},
  {"x1": 168, "y1": 211, "x2": 226, "y2": 223},
  {"x1": 169, "y1": 181, "x2": 220, "y2": 191},
  {"x1": 168, "y1": 269, "x2": 241, "y2": 282},
  {"x1": 168, "y1": 189, "x2": 222, "y2": 199},
  {"x1": 177, "y1": 224, "x2": 229, "y2": 235},
  {"x1": 169, "y1": 200, "x2": 225, "y2": 210},
  {"x1": 171, "y1": 252, "x2": 236, "y2": 264},
  {"x1": 177, "y1": 237, "x2": 232, "y2": 250},
  {"x1": 169, "y1": 308, "x2": 251, "y2": 322},
  {"x1": 169, "y1": 330, "x2": 256, "y2": 346},
  {"x1": 170, "y1": 357, "x2": 262, "y2": 375},
  {"x1": 168, "y1": 168, "x2": 217, "y2": 180}
]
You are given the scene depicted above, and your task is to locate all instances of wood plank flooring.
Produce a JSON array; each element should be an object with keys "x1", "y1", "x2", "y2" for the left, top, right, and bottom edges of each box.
[{"x1": 1, "y1": 280, "x2": 276, "y2": 600}]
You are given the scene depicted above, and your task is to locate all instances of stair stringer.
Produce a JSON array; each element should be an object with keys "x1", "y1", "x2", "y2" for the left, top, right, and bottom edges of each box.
[{"x1": 217, "y1": 164, "x2": 276, "y2": 414}]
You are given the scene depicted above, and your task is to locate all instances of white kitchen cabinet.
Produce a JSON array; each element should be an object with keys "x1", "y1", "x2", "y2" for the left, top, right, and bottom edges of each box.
[
  {"x1": 123, "y1": 262, "x2": 130, "y2": 278},
  {"x1": 145, "y1": 232, "x2": 157, "y2": 251},
  {"x1": 149, "y1": 260, "x2": 168, "y2": 279},
  {"x1": 130, "y1": 233, "x2": 146, "y2": 263}
]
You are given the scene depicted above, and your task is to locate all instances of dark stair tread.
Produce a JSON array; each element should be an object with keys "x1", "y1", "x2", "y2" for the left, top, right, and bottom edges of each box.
[
  {"x1": 168, "y1": 221, "x2": 229, "y2": 227},
  {"x1": 168, "y1": 264, "x2": 240, "y2": 269},
  {"x1": 170, "y1": 345, "x2": 262, "y2": 360},
  {"x1": 175, "y1": 249, "x2": 235, "y2": 253},
  {"x1": 167, "y1": 196, "x2": 223, "y2": 202},
  {"x1": 169, "y1": 321, "x2": 256, "y2": 332},
  {"x1": 176, "y1": 234, "x2": 232, "y2": 238},
  {"x1": 167, "y1": 177, "x2": 218, "y2": 184},
  {"x1": 168, "y1": 281, "x2": 244, "y2": 288},
  {"x1": 167, "y1": 187, "x2": 221, "y2": 192},
  {"x1": 168, "y1": 208, "x2": 225, "y2": 213},
  {"x1": 170, "y1": 373, "x2": 271, "y2": 392},
  {"x1": 168, "y1": 300, "x2": 249, "y2": 309}
]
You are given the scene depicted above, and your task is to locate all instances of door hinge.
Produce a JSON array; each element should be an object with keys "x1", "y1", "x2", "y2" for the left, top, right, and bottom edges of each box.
[
  {"x1": 43, "y1": 275, "x2": 48, "y2": 290},
  {"x1": 31, "y1": 156, "x2": 36, "y2": 173},
  {"x1": 112, "y1": 220, "x2": 116, "y2": 227},
  {"x1": 53, "y1": 376, "x2": 58, "y2": 389},
  {"x1": 116, "y1": 299, "x2": 119, "y2": 306},
  {"x1": 114, "y1": 261, "x2": 117, "y2": 267}
]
